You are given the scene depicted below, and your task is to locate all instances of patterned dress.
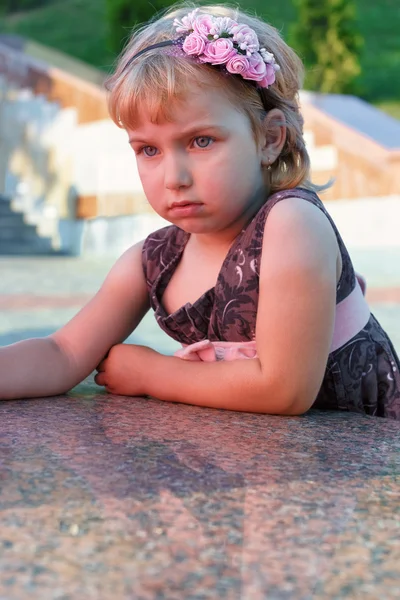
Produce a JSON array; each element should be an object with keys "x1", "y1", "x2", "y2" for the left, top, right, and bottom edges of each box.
[{"x1": 142, "y1": 187, "x2": 400, "y2": 419}]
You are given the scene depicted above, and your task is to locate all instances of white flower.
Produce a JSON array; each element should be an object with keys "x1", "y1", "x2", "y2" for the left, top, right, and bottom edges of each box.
[
  {"x1": 209, "y1": 16, "x2": 238, "y2": 37},
  {"x1": 173, "y1": 9, "x2": 200, "y2": 34},
  {"x1": 260, "y1": 48, "x2": 275, "y2": 63},
  {"x1": 230, "y1": 23, "x2": 259, "y2": 54}
]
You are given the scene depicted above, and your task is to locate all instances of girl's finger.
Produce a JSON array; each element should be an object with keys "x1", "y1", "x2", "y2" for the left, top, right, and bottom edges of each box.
[
  {"x1": 96, "y1": 359, "x2": 106, "y2": 372},
  {"x1": 94, "y1": 372, "x2": 107, "y2": 386}
]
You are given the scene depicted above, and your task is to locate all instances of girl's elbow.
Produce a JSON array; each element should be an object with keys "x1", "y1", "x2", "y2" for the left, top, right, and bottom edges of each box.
[
  {"x1": 261, "y1": 378, "x2": 316, "y2": 416},
  {"x1": 282, "y1": 389, "x2": 317, "y2": 416},
  {"x1": 281, "y1": 402, "x2": 312, "y2": 416}
]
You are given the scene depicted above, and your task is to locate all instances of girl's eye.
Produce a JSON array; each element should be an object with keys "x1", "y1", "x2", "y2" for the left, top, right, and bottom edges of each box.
[
  {"x1": 136, "y1": 137, "x2": 214, "y2": 156},
  {"x1": 140, "y1": 146, "x2": 158, "y2": 157},
  {"x1": 193, "y1": 136, "x2": 214, "y2": 149}
]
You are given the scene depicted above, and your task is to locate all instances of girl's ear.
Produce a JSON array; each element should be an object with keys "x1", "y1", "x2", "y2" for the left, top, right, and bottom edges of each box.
[{"x1": 259, "y1": 108, "x2": 287, "y2": 168}]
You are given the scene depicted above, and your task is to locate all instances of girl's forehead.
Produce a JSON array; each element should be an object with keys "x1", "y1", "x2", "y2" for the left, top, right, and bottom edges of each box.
[{"x1": 132, "y1": 86, "x2": 243, "y2": 131}]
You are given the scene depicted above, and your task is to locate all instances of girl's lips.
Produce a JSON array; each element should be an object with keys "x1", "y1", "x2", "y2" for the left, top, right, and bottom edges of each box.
[{"x1": 168, "y1": 202, "x2": 204, "y2": 217}]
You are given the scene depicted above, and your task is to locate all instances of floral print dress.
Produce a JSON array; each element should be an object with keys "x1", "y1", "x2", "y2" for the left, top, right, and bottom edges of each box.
[{"x1": 142, "y1": 188, "x2": 400, "y2": 419}]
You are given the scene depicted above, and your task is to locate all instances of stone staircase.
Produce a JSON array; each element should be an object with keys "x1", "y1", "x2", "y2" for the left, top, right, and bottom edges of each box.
[
  {"x1": 0, "y1": 195, "x2": 56, "y2": 255},
  {"x1": 0, "y1": 70, "x2": 80, "y2": 255}
]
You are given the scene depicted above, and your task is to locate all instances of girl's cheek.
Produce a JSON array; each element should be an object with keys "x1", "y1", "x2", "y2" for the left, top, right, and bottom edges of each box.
[{"x1": 138, "y1": 168, "x2": 155, "y2": 185}]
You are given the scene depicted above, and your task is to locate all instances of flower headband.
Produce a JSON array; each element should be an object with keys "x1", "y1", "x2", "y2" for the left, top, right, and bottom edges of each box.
[{"x1": 125, "y1": 9, "x2": 280, "y2": 89}]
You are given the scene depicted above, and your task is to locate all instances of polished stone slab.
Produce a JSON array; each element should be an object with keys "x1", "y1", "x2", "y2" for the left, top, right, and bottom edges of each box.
[{"x1": 0, "y1": 380, "x2": 399, "y2": 599}]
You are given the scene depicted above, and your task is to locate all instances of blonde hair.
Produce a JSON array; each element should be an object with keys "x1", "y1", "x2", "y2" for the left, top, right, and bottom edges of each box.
[{"x1": 105, "y1": 2, "x2": 329, "y2": 194}]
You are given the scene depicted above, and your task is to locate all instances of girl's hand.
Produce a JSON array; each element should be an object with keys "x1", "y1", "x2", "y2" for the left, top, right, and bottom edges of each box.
[{"x1": 94, "y1": 343, "x2": 157, "y2": 396}]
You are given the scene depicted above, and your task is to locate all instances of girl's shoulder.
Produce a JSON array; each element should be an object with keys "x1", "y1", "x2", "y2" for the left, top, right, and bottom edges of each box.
[
  {"x1": 267, "y1": 186, "x2": 323, "y2": 211},
  {"x1": 251, "y1": 186, "x2": 335, "y2": 234},
  {"x1": 237, "y1": 186, "x2": 355, "y2": 302},
  {"x1": 243, "y1": 186, "x2": 325, "y2": 243}
]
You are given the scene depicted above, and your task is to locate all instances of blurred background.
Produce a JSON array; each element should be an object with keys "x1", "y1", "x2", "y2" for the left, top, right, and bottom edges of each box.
[{"x1": 0, "y1": 0, "x2": 399, "y2": 353}]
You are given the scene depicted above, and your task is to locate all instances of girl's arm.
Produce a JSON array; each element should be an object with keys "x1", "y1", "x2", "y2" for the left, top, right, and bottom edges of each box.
[
  {"x1": 97, "y1": 198, "x2": 339, "y2": 415},
  {"x1": 0, "y1": 241, "x2": 149, "y2": 400}
]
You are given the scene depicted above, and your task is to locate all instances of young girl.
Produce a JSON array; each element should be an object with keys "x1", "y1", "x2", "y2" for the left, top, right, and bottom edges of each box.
[{"x1": 1, "y1": 2, "x2": 399, "y2": 419}]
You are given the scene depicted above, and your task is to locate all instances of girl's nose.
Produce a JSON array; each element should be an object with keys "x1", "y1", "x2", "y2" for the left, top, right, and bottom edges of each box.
[{"x1": 164, "y1": 153, "x2": 193, "y2": 190}]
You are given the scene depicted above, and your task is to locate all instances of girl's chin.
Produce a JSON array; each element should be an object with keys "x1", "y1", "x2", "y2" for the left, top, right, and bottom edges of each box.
[
  {"x1": 171, "y1": 222, "x2": 239, "y2": 242},
  {"x1": 174, "y1": 223, "x2": 213, "y2": 234}
]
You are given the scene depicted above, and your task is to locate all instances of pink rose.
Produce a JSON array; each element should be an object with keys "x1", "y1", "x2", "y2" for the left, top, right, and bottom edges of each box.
[
  {"x1": 230, "y1": 23, "x2": 259, "y2": 53},
  {"x1": 242, "y1": 52, "x2": 267, "y2": 81},
  {"x1": 200, "y1": 38, "x2": 235, "y2": 64},
  {"x1": 259, "y1": 63, "x2": 277, "y2": 87},
  {"x1": 182, "y1": 32, "x2": 206, "y2": 56},
  {"x1": 226, "y1": 54, "x2": 250, "y2": 76},
  {"x1": 192, "y1": 14, "x2": 216, "y2": 40}
]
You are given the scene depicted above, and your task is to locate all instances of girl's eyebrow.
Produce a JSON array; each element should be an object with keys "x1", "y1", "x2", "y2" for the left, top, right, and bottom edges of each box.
[{"x1": 128, "y1": 124, "x2": 229, "y2": 144}]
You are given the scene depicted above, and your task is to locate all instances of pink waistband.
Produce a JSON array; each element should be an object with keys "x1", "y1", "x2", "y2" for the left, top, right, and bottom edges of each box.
[
  {"x1": 330, "y1": 274, "x2": 370, "y2": 352},
  {"x1": 174, "y1": 273, "x2": 371, "y2": 362}
]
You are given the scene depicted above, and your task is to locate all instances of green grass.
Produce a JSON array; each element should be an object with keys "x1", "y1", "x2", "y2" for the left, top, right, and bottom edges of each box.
[
  {"x1": 1, "y1": 0, "x2": 117, "y2": 72},
  {"x1": 1, "y1": 0, "x2": 400, "y2": 117},
  {"x1": 375, "y1": 101, "x2": 400, "y2": 120},
  {"x1": 242, "y1": 0, "x2": 400, "y2": 106}
]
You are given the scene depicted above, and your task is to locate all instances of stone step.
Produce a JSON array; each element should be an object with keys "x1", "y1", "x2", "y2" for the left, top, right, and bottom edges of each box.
[
  {"x1": 0, "y1": 201, "x2": 15, "y2": 216},
  {"x1": 0, "y1": 223, "x2": 47, "y2": 242},
  {"x1": 0, "y1": 238, "x2": 57, "y2": 255},
  {"x1": 0, "y1": 213, "x2": 25, "y2": 227},
  {"x1": 0, "y1": 195, "x2": 57, "y2": 254}
]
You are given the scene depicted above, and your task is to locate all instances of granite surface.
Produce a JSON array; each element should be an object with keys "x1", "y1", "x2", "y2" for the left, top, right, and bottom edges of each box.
[
  {"x1": 0, "y1": 381, "x2": 399, "y2": 600},
  {"x1": 1, "y1": 254, "x2": 400, "y2": 599}
]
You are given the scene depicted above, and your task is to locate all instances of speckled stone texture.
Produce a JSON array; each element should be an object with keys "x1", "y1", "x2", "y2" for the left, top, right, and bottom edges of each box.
[{"x1": 0, "y1": 379, "x2": 399, "y2": 600}]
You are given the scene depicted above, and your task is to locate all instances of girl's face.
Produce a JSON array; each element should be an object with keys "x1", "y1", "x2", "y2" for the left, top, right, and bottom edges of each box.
[{"x1": 127, "y1": 84, "x2": 267, "y2": 242}]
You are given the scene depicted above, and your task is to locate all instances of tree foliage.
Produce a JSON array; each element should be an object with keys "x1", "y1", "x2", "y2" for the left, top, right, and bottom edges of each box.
[
  {"x1": 106, "y1": 0, "x2": 175, "y2": 55},
  {"x1": 290, "y1": 0, "x2": 363, "y2": 94},
  {"x1": 1, "y1": 0, "x2": 54, "y2": 13}
]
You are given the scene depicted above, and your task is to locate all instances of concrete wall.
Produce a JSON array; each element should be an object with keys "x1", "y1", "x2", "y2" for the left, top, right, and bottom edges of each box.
[
  {"x1": 324, "y1": 195, "x2": 400, "y2": 249},
  {"x1": 62, "y1": 194, "x2": 400, "y2": 257}
]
